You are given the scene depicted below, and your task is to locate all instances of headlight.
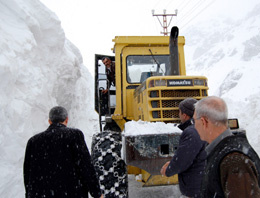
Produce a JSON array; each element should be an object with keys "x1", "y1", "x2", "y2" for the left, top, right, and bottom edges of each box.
[
  {"x1": 193, "y1": 79, "x2": 204, "y2": 86},
  {"x1": 148, "y1": 80, "x2": 154, "y2": 88},
  {"x1": 228, "y1": 119, "x2": 239, "y2": 129},
  {"x1": 155, "y1": 80, "x2": 166, "y2": 86}
]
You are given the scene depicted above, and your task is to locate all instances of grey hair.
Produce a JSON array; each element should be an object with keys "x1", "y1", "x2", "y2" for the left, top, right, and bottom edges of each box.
[
  {"x1": 195, "y1": 96, "x2": 228, "y2": 126},
  {"x1": 49, "y1": 106, "x2": 68, "y2": 123}
]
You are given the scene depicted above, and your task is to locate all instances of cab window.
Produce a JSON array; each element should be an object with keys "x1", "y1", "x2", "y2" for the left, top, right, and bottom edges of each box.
[{"x1": 126, "y1": 55, "x2": 169, "y2": 83}]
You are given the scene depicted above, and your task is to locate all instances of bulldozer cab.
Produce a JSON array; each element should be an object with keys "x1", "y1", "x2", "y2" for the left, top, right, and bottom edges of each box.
[{"x1": 94, "y1": 34, "x2": 203, "y2": 131}]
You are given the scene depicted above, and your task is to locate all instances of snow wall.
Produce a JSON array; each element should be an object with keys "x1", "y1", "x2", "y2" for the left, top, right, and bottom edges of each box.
[{"x1": 0, "y1": 1, "x2": 98, "y2": 197}]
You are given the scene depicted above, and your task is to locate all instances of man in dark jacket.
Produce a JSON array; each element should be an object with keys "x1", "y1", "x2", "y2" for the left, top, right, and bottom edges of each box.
[
  {"x1": 161, "y1": 98, "x2": 207, "y2": 198},
  {"x1": 194, "y1": 96, "x2": 260, "y2": 198},
  {"x1": 102, "y1": 57, "x2": 115, "y2": 94},
  {"x1": 23, "y1": 106, "x2": 103, "y2": 198}
]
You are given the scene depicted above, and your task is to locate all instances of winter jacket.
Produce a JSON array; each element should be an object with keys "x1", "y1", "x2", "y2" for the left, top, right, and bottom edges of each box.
[
  {"x1": 24, "y1": 123, "x2": 101, "y2": 198},
  {"x1": 201, "y1": 132, "x2": 260, "y2": 198},
  {"x1": 106, "y1": 61, "x2": 115, "y2": 87},
  {"x1": 165, "y1": 119, "x2": 207, "y2": 197}
]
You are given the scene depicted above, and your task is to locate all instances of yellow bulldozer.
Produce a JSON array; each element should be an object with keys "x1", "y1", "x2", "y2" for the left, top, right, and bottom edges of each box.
[{"x1": 92, "y1": 26, "x2": 209, "y2": 198}]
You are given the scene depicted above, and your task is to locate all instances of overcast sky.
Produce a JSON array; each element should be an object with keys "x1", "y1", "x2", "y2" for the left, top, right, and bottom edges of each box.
[{"x1": 40, "y1": 0, "x2": 257, "y2": 75}]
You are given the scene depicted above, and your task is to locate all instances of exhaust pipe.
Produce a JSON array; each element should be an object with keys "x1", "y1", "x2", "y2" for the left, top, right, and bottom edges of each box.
[{"x1": 167, "y1": 26, "x2": 179, "y2": 75}]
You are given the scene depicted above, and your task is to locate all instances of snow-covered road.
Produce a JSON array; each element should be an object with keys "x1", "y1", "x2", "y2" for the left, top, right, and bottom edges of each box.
[{"x1": 128, "y1": 175, "x2": 181, "y2": 198}]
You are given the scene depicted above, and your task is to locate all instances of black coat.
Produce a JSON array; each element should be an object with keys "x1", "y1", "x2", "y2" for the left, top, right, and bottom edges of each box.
[
  {"x1": 24, "y1": 123, "x2": 101, "y2": 198},
  {"x1": 106, "y1": 61, "x2": 115, "y2": 87},
  {"x1": 165, "y1": 119, "x2": 207, "y2": 198}
]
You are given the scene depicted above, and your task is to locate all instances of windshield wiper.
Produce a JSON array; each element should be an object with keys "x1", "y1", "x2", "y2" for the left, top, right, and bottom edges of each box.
[{"x1": 149, "y1": 49, "x2": 165, "y2": 75}]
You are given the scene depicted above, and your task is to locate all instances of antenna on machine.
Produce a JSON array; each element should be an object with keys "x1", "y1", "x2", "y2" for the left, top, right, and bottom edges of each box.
[{"x1": 152, "y1": 9, "x2": 178, "y2": 36}]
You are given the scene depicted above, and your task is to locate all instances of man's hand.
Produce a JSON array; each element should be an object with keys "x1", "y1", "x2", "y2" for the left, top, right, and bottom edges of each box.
[
  {"x1": 101, "y1": 89, "x2": 108, "y2": 94},
  {"x1": 100, "y1": 194, "x2": 104, "y2": 198},
  {"x1": 160, "y1": 161, "x2": 170, "y2": 176}
]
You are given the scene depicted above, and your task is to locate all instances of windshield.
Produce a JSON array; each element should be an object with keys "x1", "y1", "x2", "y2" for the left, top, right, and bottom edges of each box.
[{"x1": 127, "y1": 55, "x2": 169, "y2": 83}]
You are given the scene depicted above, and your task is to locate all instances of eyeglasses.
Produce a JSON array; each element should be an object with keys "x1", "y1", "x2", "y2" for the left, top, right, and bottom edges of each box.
[
  {"x1": 193, "y1": 116, "x2": 202, "y2": 123},
  {"x1": 194, "y1": 116, "x2": 209, "y2": 123}
]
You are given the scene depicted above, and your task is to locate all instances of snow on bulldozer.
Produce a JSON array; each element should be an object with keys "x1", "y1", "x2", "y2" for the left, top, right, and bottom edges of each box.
[{"x1": 92, "y1": 26, "x2": 209, "y2": 198}]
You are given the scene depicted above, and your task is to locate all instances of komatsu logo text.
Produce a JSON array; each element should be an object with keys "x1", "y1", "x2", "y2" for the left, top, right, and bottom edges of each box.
[{"x1": 167, "y1": 79, "x2": 193, "y2": 87}]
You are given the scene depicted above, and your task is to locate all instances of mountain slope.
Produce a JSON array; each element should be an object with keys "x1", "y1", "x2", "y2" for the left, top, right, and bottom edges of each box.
[{"x1": 184, "y1": 3, "x2": 260, "y2": 153}]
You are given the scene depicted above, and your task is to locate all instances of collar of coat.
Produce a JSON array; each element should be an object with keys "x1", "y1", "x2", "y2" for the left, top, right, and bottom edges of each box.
[
  {"x1": 48, "y1": 122, "x2": 67, "y2": 129},
  {"x1": 178, "y1": 118, "x2": 193, "y2": 131}
]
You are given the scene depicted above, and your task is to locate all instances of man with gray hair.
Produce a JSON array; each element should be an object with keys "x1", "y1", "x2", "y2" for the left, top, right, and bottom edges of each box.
[
  {"x1": 194, "y1": 96, "x2": 260, "y2": 197},
  {"x1": 24, "y1": 106, "x2": 103, "y2": 198}
]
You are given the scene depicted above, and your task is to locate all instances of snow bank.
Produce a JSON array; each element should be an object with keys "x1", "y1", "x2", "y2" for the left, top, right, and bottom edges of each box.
[
  {"x1": 0, "y1": 0, "x2": 98, "y2": 197},
  {"x1": 124, "y1": 120, "x2": 181, "y2": 136}
]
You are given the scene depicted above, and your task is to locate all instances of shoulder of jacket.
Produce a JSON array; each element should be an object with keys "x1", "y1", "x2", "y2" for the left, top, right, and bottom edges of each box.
[
  {"x1": 29, "y1": 130, "x2": 47, "y2": 141},
  {"x1": 222, "y1": 152, "x2": 250, "y2": 163},
  {"x1": 220, "y1": 152, "x2": 255, "y2": 172},
  {"x1": 183, "y1": 125, "x2": 198, "y2": 136},
  {"x1": 63, "y1": 127, "x2": 83, "y2": 134},
  {"x1": 67, "y1": 128, "x2": 85, "y2": 139}
]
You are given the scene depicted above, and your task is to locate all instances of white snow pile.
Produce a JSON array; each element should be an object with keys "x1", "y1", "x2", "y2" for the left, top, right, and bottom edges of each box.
[
  {"x1": 0, "y1": 0, "x2": 98, "y2": 197},
  {"x1": 124, "y1": 120, "x2": 181, "y2": 136}
]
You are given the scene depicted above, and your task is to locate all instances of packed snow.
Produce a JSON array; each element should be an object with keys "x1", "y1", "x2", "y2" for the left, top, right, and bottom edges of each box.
[
  {"x1": 1, "y1": 0, "x2": 260, "y2": 198},
  {"x1": 0, "y1": 1, "x2": 99, "y2": 197},
  {"x1": 124, "y1": 121, "x2": 181, "y2": 136}
]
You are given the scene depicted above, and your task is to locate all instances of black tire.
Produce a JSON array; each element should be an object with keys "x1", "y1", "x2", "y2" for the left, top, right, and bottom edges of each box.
[
  {"x1": 103, "y1": 121, "x2": 121, "y2": 132},
  {"x1": 91, "y1": 131, "x2": 128, "y2": 198}
]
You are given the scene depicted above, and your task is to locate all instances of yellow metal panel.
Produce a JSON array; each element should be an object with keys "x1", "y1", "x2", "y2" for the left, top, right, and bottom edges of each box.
[
  {"x1": 142, "y1": 89, "x2": 149, "y2": 121},
  {"x1": 178, "y1": 44, "x2": 186, "y2": 75},
  {"x1": 141, "y1": 169, "x2": 178, "y2": 186},
  {"x1": 125, "y1": 89, "x2": 135, "y2": 119},
  {"x1": 113, "y1": 36, "x2": 185, "y2": 46},
  {"x1": 113, "y1": 44, "x2": 124, "y2": 116},
  {"x1": 127, "y1": 165, "x2": 142, "y2": 175},
  {"x1": 112, "y1": 114, "x2": 126, "y2": 131}
]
